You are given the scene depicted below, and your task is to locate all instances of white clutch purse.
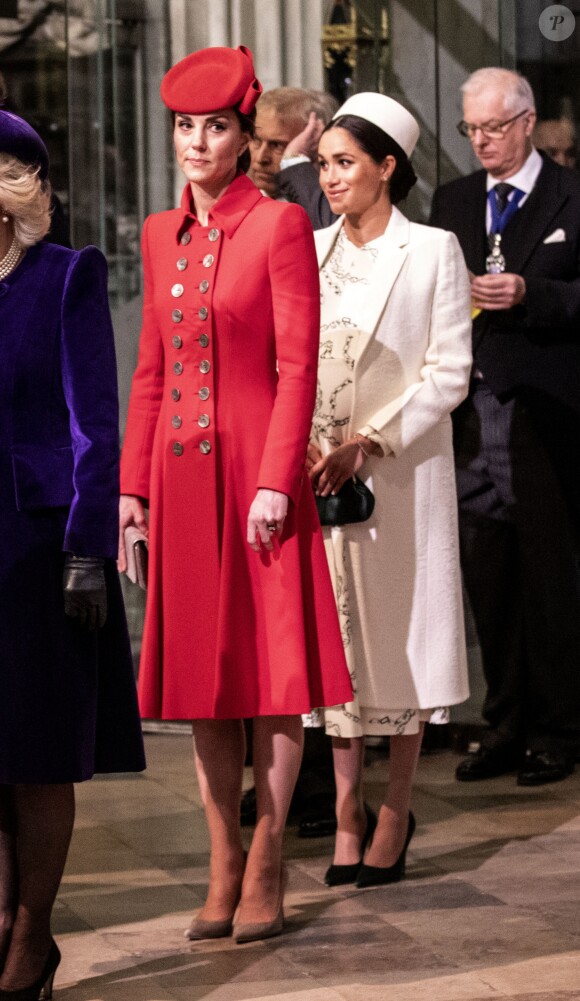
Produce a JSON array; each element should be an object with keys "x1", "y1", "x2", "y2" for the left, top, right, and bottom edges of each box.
[{"x1": 124, "y1": 525, "x2": 148, "y2": 590}]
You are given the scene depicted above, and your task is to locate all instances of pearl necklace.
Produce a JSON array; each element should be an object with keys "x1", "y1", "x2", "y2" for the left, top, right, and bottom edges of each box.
[{"x1": 0, "y1": 236, "x2": 24, "y2": 280}]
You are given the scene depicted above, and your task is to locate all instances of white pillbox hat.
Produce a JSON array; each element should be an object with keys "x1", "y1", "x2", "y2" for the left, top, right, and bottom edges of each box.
[{"x1": 333, "y1": 93, "x2": 420, "y2": 157}]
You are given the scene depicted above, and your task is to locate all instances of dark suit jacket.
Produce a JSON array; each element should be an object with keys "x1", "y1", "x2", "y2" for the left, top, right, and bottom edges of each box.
[
  {"x1": 429, "y1": 153, "x2": 580, "y2": 417},
  {"x1": 277, "y1": 161, "x2": 337, "y2": 230}
]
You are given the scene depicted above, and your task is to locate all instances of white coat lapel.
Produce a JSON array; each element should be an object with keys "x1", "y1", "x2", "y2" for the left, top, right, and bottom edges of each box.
[
  {"x1": 314, "y1": 216, "x2": 344, "y2": 268},
  {"x1": 315, "y1": 210, "x2": 410, "y2": 361},
  {"x1": 358, "y1": 206, "x2": 410, "y2": 342}
]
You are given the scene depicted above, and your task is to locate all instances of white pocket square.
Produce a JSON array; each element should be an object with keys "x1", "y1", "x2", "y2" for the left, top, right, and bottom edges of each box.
[{"x1": 543, "y1": 228, "x2": 566, "y2": 244}]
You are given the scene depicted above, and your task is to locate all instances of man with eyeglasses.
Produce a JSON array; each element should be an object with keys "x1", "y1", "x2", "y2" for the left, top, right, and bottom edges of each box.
[{"x1": 430, "y1": 67, "x2": 580, "y2": 787}]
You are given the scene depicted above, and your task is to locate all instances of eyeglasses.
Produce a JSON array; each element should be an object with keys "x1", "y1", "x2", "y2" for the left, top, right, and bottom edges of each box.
[{"x1": 457, "y1": 109, "x2": 530, "y2": 140}]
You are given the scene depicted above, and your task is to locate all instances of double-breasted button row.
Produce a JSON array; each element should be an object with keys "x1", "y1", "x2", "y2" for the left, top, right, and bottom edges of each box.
[
  {"x1": 172, "y1": 438, "x2": 212, "y2": 456},
  {"x1": 170, "y1": 334, "x2": 210, "y2": 350},
  {"x1": 169, "y1": 226, "x2": 217, "y2": 458},
  {"x1": 170, "y1": 415, "x2": 211, "y2": 431}
]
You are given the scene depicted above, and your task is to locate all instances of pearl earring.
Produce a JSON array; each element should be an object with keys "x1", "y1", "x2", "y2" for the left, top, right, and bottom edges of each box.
[{"x1": 1, "y1": 215, "x2": 8, "y2": 223}]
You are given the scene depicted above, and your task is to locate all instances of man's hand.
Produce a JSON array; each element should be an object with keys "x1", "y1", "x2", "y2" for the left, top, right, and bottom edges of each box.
[
  {"x1": 283, "y1": 112, "x2": 325, "y2": 162},
  {"x1": 470, "y1": 272, "x2": 526, "y2": 311}
]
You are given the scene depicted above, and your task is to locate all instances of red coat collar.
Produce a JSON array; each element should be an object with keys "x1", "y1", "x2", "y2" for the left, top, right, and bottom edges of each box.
[{"x1": 177, "y1": 173, "x2": 263, "y2": 243}]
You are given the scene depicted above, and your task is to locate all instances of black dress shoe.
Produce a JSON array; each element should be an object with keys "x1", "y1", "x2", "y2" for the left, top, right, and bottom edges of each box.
[
  {"x1": 240, "y1": 786, "x2": 257, "y2": 826},
  {"x1": 356, "y1": 811, "x2": 416, "y2": 888},
  {"x1": 517, "y1": 750, "x2": 575, "y2": 787},
  {"x1": 455, "y1": 745, "x2": 519, "y2": 782},
  {"x1": 324, "y1": 803, "x2": 377, "y2": 885},
  {"x1": 298, "y1": 797, "x2": 337, "y2": 839}
]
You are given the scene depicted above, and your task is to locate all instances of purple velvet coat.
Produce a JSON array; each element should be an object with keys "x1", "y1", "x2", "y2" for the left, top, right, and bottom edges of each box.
[
  {"x1": 1, "y1": 242, "x2": 120, "y2": 556},
  {"x1": 0, "y1": 241, "x2": 145, "y2": 783}
]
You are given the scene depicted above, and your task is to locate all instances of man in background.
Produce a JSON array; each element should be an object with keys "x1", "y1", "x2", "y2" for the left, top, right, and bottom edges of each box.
[
  {"x1": 533, "y1": 116, "x2": 576, "y2": 169},
  {"x1": 248, "y1": 87, "x2": 336, "y2": 205},
  {"x1": 430, "y1": 68, "x2": 580, "y2": 787}
]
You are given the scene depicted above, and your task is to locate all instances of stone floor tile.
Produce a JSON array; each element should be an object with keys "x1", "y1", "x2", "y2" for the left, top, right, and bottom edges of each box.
[{"x1": 43, "y1": 737, "x2": 580, "y2": 1001}]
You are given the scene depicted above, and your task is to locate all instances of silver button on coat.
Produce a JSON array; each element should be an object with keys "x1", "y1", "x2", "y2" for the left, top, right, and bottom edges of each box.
[
  {"x1": 172, "y1": 335, "x2": 182, "y2": 349},
  {"x1": 199, "y1": 334, "x2": 209, "y2": 348},
  {"x1": 200, "y1": 360, "x2": 211, "y2": 374},
  {"x1": 171, "y1": 388, "x2": 181, "y2": 401},
  {"x1": 208, "y1": 228, "x2": 220, "y2": 242},
  {"x1": 180, "y1": 232, "x2": 191, "y2": 245},
  {"x1": 199, "y1": 387, "x2": 210, "y2": 401},
  {"x1": 177, "y1": 257, "x2": 188, "y2": 271},
  {"x1": 198, "y1": 414, "x2": 210, "y2": 429},
  {"x1": 202, "y1": 254, "x2": 214, "y2": 268},
  {"x1": 172, "y1": 308, "x2": 183, "y2": 322},
  {"x1": 200, "y1": 440, "x2": 211, "y2": 454},
  {"x1": 173, "y1": 362, "x2": 183, "y2": 375},
  {"x1": 171, "y1": 283, "x2": 184, "y2": 298},
  {"x1": 198, "y1": 307, "x2": 208, "y2": 320},
  {"x1": 199, "y1": 280, "x2": 209, "y2": 293},
  {"x1": 173, "y1": 442, "x2": 184, "y2": 456},
  {"x1": 171, "y1": 416, "x2": 182, "y2": 429}
]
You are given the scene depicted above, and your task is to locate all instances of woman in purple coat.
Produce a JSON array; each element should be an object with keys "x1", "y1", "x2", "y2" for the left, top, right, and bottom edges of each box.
[{"x1": 0, "y1": 111, "x2": 144, "y2": 1000}]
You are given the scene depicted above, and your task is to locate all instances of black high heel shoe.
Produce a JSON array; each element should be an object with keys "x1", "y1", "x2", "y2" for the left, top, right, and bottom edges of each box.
[
  {"x1": 356, "y1": 811, "x2": 416, "y2": 888},
  {"x1": 324, "y1": 803, "x2": 377, "y2": 886},
  {"x1": 0, "y1": 939, "x2": 61, "y2": 1001}
]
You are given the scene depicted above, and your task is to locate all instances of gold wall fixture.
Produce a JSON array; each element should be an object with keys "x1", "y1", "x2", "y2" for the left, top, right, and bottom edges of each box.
[{"x1": 322, "y1": 0, "x2": 389, "y2": 99}]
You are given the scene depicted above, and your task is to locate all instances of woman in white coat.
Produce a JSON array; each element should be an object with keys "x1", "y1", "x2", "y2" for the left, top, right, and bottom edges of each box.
[{"x1": 307, "y1": 93, "x2": 472, "y2": 887}]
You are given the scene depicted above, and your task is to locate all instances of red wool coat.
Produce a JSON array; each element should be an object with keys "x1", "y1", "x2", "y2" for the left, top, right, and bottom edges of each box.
[{"x1": 121, "y1": 174, "x2": 352, "y2": 719}]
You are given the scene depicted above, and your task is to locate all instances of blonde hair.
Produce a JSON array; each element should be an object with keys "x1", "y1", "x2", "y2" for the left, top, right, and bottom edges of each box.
[{"x1": 0, "y1": 154, "x2": 51, "y2": 246}]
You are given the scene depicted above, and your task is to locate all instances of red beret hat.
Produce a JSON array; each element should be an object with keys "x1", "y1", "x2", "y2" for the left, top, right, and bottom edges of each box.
[
  {"x1": 0, "y1": 110, "x2": 49, "y2": 180},
  {"x1": 160, "y1": 45, "x2": 262, "y2": 116}
]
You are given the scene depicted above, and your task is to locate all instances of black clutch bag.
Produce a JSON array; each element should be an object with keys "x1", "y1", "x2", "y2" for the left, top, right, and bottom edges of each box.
[{"x1": 315, "y1": 476, "x2": 375, "y2": 527}]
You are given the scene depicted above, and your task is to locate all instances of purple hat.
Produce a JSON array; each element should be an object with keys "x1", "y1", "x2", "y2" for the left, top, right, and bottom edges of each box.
[{"x1": 0, "y1": 109, "x2": 49, "y2": 180}]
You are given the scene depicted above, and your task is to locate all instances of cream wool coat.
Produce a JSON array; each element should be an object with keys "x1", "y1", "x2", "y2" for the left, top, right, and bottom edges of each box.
[{"x1": 314, "y1": 207, "x2": 472, "y2": 710}]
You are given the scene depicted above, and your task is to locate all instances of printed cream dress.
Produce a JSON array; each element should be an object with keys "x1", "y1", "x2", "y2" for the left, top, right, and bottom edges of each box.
[{"x1": 305, "y1": 227, "x2": 448, "y2": 739}]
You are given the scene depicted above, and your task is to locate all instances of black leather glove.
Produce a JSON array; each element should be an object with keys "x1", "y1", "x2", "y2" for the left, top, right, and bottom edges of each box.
[{"x1": 63, "y1": 554, "x2": 107, "y2": 631}]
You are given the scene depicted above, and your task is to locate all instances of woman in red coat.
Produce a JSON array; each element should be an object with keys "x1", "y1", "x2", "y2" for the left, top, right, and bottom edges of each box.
[{"x1": 119, "y1": 46, "x2": 352, "y2": 943}]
